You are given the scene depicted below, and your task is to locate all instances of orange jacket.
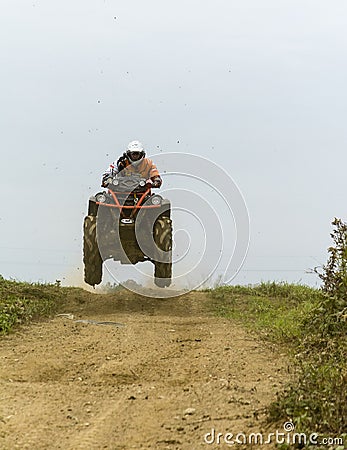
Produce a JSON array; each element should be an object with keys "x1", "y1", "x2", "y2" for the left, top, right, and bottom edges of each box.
[{"x1": 121, "y1": 158, "x2": 160, "y2": 179}]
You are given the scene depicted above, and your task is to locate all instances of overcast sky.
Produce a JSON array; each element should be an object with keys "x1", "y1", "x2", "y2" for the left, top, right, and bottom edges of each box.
[{"x1": 1, "y1": 0, "x2": 346, "y2": 287}]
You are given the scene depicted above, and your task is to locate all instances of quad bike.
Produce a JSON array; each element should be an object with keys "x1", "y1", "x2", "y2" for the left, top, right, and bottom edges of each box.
[{"x1": 83, "y1": 173, "x2": 172, "y2": 288}]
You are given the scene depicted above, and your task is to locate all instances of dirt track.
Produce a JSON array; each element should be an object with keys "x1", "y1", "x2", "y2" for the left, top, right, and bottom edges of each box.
[{"x1": 0, "y1": 290, "x2": 287, "y2": 449}]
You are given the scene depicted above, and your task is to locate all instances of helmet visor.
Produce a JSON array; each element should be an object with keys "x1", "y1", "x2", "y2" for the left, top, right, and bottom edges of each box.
[{"x1": 129, "y1": 151, "x2": 142, "y2": 161}]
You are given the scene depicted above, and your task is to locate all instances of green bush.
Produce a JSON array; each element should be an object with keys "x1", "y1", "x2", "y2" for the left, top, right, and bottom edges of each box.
[
  {"x1": 269, "y1": 219, "x2": 347, "y2": 439},
  {"x1": 316, "y1": 217, "x2": 347, "y2": 302}
]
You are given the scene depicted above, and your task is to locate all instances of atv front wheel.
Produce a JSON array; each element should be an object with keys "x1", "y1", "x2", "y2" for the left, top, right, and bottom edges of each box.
[
  {"x1": 83, "y1": 215, "x2": 103, "y2": 286},
  {"x1": 153, "y1": 217, "x2": 172, "y2": 287}
]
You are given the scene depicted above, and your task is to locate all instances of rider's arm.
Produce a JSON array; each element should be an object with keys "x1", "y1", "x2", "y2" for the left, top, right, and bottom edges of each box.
[{"x1": 147, "y1": 160, "x2": 162, "y2": 188}]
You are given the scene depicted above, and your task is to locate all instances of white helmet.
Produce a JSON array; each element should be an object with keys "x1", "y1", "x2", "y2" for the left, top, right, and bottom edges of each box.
[{"x1": 126, "y1": 140, "x2": 145, "y2": 164}]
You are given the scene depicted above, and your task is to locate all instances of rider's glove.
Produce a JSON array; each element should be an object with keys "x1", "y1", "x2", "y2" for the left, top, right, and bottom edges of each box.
[
  {"x1": 145, "y1": 180, "x2": 154, "y2": 189},
  {"x1": 117, "y1": 155, "x2": 128, "y2": 172},
  {"x1": 151, "y1": 176, "x2": 162, "y2": 189}
]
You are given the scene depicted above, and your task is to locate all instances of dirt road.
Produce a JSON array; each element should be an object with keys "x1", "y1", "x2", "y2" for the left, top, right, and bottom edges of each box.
[{"x1": 0, "y1": 289, "x2": 287, "y2": 449}]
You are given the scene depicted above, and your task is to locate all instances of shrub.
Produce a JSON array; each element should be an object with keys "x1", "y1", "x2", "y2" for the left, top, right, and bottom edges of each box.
[{"x1": 269, "y1": 219, "x2": 347, "y2": 438}]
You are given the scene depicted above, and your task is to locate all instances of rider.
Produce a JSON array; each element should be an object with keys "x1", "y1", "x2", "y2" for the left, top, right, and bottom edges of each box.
[{"x1": 102, "y1": 141, "x2": 162, "y2": 189}]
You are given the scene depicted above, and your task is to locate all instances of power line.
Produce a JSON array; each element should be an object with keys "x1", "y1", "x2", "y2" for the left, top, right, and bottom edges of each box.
[
  {"x1": 0, "y1": 246, "x2": 80, "y2": 254},
  {"x1": 0, "y1": 261, "x2": 78, "y2": 267}
]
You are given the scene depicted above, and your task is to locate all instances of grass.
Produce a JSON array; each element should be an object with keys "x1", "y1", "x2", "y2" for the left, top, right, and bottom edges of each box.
[
  {"x1": 208, "y1": 282, "x2": 347, "y2": 447},
  {"x1": 208, "y1": 282, "x2": 324, "y2": 344},
  {"x1": 0, "y1": 275, "x2": 67, "y2": 334}
]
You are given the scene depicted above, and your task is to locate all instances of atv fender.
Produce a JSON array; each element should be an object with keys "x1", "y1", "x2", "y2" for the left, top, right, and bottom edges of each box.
[{"x1": 88, "y1": 196, "x2": 99, "y2": 216}]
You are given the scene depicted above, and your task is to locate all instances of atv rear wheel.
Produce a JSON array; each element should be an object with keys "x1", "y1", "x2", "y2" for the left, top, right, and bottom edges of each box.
[
  {"x1": 83, "y1": 215, "x2": 103, "y2": 286},
  {"x1": 153, "y1": 217, "x2": 172, "y2": 287}
]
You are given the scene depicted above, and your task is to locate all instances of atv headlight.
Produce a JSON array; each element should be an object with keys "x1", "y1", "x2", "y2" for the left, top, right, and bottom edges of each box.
[
  {"x1": 96, "y1": 193, "x2": 107, "y2": 203},
  {"x1": 151, "y1": 195, "x2": 162, "y2": 205},
  {"x1": 112, "y1": 178, "x2": 119, "y2": 186},
  {"x1": 139, "y1": 180, "x2": 146, "y2": 187}
]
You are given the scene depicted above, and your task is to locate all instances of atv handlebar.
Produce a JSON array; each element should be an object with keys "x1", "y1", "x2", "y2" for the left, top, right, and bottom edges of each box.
[{"x1": 102, "y1": 175, "x2": 159, "y2": 191}]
